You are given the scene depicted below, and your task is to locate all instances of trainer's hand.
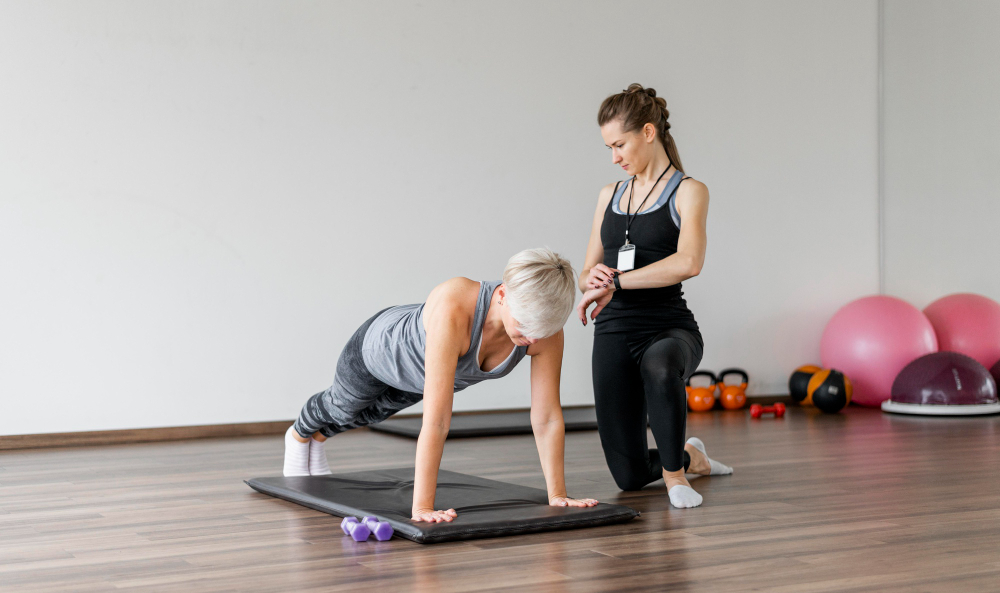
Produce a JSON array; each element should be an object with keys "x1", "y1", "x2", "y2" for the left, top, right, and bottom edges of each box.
[
  {"x1": 576, "y1": 287, "x2": 614, "y2": 326},
  {"x1": 411, "y1": 508, "x2": 458, "y2": 523},
  {"x1": 585, "y1": 264, "x2": 620, "y2": 290},
  {"x1": 549, "y1": 495, "x2": 599, "y2": 508}
]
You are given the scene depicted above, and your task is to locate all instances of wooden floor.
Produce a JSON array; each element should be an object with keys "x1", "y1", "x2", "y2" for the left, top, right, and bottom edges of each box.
[{"x1": 3, "y1": 407, "x2": 1000, "y2": 592}]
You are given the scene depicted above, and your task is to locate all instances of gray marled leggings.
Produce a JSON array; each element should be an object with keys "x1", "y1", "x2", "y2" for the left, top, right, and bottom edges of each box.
[{"x1": 293, "y1": 308, "x2": 424, "y2": 438}]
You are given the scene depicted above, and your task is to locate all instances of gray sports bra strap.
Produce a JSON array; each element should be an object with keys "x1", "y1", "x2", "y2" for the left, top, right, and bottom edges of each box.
[
  {"x1": 667, "y1": 176, "x2": 693, "y2": 228},
  {"x1": 611, "y1": 180, "x2": 625, "y2": 207},
  {"x1": 610, "y1": 178, "x2": 632, "y2": 213}
]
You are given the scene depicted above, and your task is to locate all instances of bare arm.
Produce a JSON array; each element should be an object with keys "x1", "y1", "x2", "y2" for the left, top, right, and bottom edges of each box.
[
  {"x1": 411, "y1": 289, "x2": 467, "y2": 522},
  {"x1": 614, "y1": 179, "x2": 709, "y2": 290},
  {"x1": 527, "y1": 330, "x2": 598, "y2": 507},
  {"x1": 578, "y1": 183, "x2": 619, "y2": 293}
]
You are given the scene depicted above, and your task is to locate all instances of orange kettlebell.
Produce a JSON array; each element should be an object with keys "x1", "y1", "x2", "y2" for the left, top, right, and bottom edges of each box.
[
  {"x1": 718, "y1": 368, "x2": 749, "y2": 410},
  {"x1": 686, "y1": 370, "x2": 718, "y2": 412}
]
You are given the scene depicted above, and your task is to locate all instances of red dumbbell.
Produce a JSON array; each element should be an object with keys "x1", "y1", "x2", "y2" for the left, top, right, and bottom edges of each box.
[{"x1": 749, "y1": 402, "x2": 786, "y2": 419}]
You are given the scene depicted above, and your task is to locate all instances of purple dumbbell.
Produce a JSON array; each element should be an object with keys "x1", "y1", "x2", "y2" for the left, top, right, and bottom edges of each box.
[
  {"x1": 361, "y1": 515, "x2": 394, "y2": 541},
  {"x1": 340, "y1": 516, "x2": 371, "y2": 542}
]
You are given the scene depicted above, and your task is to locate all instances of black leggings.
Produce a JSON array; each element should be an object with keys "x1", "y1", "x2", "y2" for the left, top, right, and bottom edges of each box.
[{"x1": 592, "y1": 327, "x2": 704, "y2": 490}]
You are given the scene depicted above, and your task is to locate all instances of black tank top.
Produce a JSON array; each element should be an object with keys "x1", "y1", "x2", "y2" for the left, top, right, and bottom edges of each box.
[{"x1": 595, "y1": 174, "x2": 700, "y2": 335}]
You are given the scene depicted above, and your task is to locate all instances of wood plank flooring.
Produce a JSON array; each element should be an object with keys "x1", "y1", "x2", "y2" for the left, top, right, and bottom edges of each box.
[{"x1": 2, "y1": 406, "x2": 999, "y2": 592}]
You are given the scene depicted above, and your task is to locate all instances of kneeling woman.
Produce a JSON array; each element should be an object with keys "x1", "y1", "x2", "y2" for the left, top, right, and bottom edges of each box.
[
  {"x1": 576, "y1": 84, "x2": 732, "y2": 509},
  {"x1": 285, "y1": 248, "x2": 598, "y2": 523}
]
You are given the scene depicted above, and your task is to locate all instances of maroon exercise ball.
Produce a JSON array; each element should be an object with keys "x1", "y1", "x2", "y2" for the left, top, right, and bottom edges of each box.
[
  {"x1": 882, "y1": 352, "x2": 999, "y2": 415},
  {"x1": 991, "y1": 358, "x2": 1000, "y2": 389}
]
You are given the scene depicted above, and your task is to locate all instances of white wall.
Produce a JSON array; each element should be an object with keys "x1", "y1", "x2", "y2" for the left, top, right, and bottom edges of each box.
[
  {"x1": 1, "y1": 1, "x2": 878, "y2": 436},
  {"x1": 882, "y1": 0, "x2": 1000, "y2": 308}
]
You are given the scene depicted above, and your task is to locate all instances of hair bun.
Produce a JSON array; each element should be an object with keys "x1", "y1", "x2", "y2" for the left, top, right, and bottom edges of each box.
[{"x1": 624, "y1": 84, "x2": 663, "y2": 106}]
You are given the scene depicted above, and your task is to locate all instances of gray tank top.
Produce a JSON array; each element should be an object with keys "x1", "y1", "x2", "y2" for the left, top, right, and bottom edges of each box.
[{"x1": 361, "y1": 280, "x2": 529, "y2": 394}]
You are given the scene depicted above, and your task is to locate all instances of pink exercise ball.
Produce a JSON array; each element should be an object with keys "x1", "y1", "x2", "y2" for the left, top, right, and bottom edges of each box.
[
  {"x1": 821, "y1": 296, "x2": 938, "y2": 407},
  {"x1": 923, "y1": 293, "x2": 1000, "y2": 369}
]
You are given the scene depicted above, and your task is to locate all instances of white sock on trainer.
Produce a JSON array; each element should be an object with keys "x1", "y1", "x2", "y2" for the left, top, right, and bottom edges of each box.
[
  {"x1": 283, "y1": 426, "x2": 310, "y2": 477},
  {"x1": 686, "y1": 437, "x2": 733, "y2": 475},
  {"x1": 668, "y1": 484, "x2": 704, "y2": 508},
  {"x1": 309, "y1": 437, "x2": 331, "y2": 476}
]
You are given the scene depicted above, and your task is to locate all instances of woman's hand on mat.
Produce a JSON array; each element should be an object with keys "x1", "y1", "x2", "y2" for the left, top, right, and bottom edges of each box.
[
  {"x1": 576, "y1": 287, "x2": 613, "y2": 326},
  {"x1": 411, "y1": 508, "x2": 458, "y2": 523},
  {"x1": 549, "y1": 495, "x2": 599, "y2": 508},
  {"x1": 585, "y1": 264, "x2": 620, "y2": 290}
]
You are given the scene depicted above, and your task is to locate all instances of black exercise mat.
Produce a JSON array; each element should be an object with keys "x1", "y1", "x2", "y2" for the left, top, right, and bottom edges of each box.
[
  {"x1": 369, "y1": 406, "x2": 598, "y2": 439},
  {"x1": 246, "y1": 467, "x2": 638, "y2": 544}
]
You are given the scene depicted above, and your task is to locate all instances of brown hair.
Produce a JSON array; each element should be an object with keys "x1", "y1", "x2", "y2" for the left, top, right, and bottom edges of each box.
[{"x1": 597, "y1": 83, "x2": 684, "y2": 173}]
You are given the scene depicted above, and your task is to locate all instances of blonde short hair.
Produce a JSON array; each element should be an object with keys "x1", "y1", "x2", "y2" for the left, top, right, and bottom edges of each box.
[{"x1": 502, "y1": 247, "x2": 576, "y2": 339}]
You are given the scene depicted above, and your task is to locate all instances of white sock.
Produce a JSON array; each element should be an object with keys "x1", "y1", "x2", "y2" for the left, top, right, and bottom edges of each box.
[
  {"x1": 282, "y1": 426, "x2": 310, "y2": 477},
  {"x1": 309, "y1": 437, "x2": 331, "y2": 476},
  {"x1": 686, "y1": 437, "x2": 733, "y2": 475},
  {"x1": 668, "y1": 484, "x2": 704, "y2": 508}
]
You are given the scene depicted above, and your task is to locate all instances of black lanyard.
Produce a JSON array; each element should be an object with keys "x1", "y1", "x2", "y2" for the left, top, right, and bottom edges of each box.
[{"x1": 624, "y1": 163, "x2": 672, "y2": 245}]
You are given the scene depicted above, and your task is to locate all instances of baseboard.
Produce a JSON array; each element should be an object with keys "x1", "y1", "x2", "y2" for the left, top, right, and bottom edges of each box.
[
  {"x1": 748, "y1": 394, "x2": 793, "y2": 404},
  {"x1": 0, "y1": 398, "x2": 792, "y2": 451},
  {"x1": 0, "y1": 420, "x2": 294, "y2": 451}
]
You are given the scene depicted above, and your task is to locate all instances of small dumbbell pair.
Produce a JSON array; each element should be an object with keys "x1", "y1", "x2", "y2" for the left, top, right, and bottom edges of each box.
[
  {"x1": 749, "y1": 402, "x2": 786, "y2": 419},
  {"x1": 341, "y1": 515, "x2": 394, "y2": 541}
]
